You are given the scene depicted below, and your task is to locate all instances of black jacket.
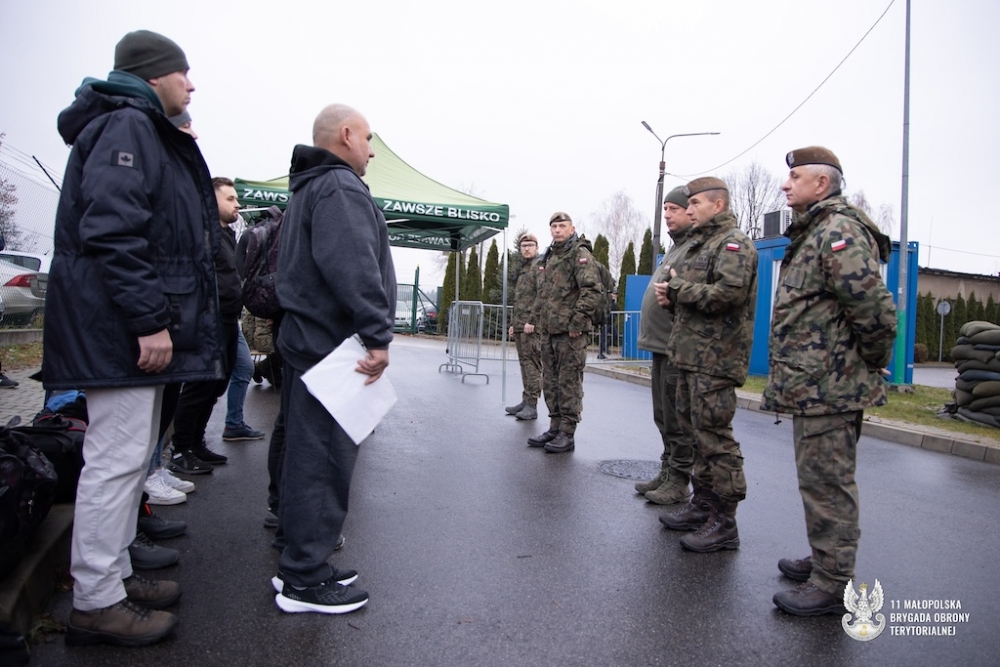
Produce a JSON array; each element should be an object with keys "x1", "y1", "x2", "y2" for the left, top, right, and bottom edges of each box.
[
  {"x1": 42, "y1": 72, "x2": 225, "y2": 389},
  {"x1": 276, "y1": 145, "x2": 395, "y2": 370}
]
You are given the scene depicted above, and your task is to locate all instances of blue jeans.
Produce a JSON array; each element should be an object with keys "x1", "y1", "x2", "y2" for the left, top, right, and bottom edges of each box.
[{"x1": 225, "y1": 329, "x2": 254, "y2": 429}]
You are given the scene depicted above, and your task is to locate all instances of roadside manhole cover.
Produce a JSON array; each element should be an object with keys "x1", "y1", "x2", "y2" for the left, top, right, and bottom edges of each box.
[{"x1": 599, "y1": 459, "x2": 660, "y2": 480}]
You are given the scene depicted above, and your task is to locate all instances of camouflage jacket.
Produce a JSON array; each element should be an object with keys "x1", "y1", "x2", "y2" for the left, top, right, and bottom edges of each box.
[
  {"x1": 535, "y1": 234, "x2": 603, "y2": 335},
  {"x1": 665, "y1": 211, "x2": 758, "y2": 385},
  {"x1": 762, "y1": 195, "x2": 897, "y2": 415},
  {"x1": 512, "y1": 256, "x2": 540, "y2": 330},
  {"x1": 638, "y1": 226, "x2": 695, "y2": 355}
]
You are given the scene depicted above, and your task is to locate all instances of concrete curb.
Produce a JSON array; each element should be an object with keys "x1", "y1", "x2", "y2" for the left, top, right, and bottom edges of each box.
[
  {"x1": 0, "y1": 329, "x2": 43, "y2": 346},
  {"x1": 0, "y1": 505, "x2": 73, "y2": 638},
  {"x1": 585, "y1": 365, "x2": 1000, "y2": 465}
]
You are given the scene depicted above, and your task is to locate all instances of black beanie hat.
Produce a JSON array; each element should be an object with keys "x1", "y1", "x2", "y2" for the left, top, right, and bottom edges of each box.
[{"x1": 114, "y1": 30, "x2": 188, "y2": 81}]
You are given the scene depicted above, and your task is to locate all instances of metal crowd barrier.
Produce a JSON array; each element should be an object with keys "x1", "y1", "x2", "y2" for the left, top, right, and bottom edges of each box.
[{"x1": 439, "y1": 301, "x2": 489, "y2": 383}]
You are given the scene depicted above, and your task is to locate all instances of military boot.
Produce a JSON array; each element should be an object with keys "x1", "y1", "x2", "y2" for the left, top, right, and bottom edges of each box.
[
  {"x1": 544, "y1": 431, "x2": 575, "y2": 453},
  {"x1": 658, "y1": 490, "x2": 712, "y2": 531},
  {"x1": 773, "y1": 582, "x2": 846, "y2": 616},
  {"x1": 634, "y1": 463, "x2": 668, "y2": 495},
  {"x1": 679, "y1": 501, "x2": 740, "y2": 552},
  {"x1": 505, "y1": 401, "x2": 526, "y2": 416},
  {"x1": 527, "y1": 429, "x2": 558, "y2": 448},
  {"x1": 514, "y1": 404, "x2": 538, "y2": 420},
  {"x1": 778, "y1": 556, "x2": 813, "y2": 582},
  {"x1": 644, "y1": 470, "x2": 691, "y2": 505}
]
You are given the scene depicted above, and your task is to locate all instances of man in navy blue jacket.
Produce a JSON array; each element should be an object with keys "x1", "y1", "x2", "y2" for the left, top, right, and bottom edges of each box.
[
  {"x1": 43, "y1": 30, "x2": 223, "y2": 646},
  {"x1": 272, "y1": 104, "x2": 395, "y2": 615}
]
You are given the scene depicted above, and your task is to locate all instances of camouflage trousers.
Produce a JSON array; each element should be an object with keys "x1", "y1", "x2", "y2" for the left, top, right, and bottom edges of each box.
[
  {"x1": 514, "y1": 331, "x2": 542, "y2": 404},
  {"x1": 793, "y1": 411, "x2": 862, "y2": 596},
  {"x1": 676, "y1": 370, "x2": 746, "y2": 503},
  {"x1": 540, "y1": 332, "x2": 589, "y2": 434},
  {"x1": 651, "y1": 353, "x2": 694, "y2": 475}
]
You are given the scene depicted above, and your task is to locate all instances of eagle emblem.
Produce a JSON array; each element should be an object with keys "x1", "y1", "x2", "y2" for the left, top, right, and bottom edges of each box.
[{"x1": 842, "y1": 579, "x2": 886, "y2": 641}]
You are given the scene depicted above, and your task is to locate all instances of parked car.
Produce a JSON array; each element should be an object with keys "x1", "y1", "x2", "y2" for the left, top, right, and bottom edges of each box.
[
  {"x1": 0, "y1": 259, "x2": 47, "y2": 326},
  {"x1": 416, "y1": 306, "x2": 438, "y2": 333},
  {"x1": 0, "y1": 250, "x2": 51, "y2": 274}
]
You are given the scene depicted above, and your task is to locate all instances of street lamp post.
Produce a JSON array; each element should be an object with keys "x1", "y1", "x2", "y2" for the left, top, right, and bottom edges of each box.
[{"x1": 641, "y1": 122, "x2": 719, "y2": 258}]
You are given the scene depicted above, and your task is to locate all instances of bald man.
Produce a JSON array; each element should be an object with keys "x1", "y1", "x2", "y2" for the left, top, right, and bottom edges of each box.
[{"x1": 272, "y1": 104, "x2": 396, "y2": 615}]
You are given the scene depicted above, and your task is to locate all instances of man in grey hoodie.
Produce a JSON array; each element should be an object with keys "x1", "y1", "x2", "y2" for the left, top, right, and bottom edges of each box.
[{"x1": 272, "y1": 104, "x2": 395, "y2": 615}]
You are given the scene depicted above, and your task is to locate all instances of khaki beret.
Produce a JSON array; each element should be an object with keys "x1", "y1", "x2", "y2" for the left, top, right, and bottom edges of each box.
[
  {"x1": 664, "y1": 186, "x2": 689, "y2": 209},
  {"x1": 683, "y1": 177, "x2": 728, "y2": 197},
  {"x1": 549, "y1": 211, "x2": 573, "y2": 224},
  {"x1": 518, "y1": 233, "x2": 538, "y2": 245},
  {"x1": 785, "y1": 146, "x2": 842, "y2": 174}
]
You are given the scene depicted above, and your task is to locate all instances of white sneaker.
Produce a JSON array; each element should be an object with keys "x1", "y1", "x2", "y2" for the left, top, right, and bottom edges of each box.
[
  {"x1": 158, "y1": 467, "x2": 196, "y2": 494},
  {"x1": 144, "y1": 472, "x2": 187, "y2": 505}
]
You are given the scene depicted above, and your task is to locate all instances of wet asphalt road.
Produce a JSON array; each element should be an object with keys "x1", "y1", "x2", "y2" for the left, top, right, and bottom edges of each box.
[{"x1": 31, "y1": 337, "x2": 1000, "y2": 667}]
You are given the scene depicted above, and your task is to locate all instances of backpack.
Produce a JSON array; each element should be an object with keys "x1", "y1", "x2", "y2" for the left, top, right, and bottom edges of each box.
[
  {"x1": 591, "y1": 260, "x2": 616, "y2": 327},
  {"x1": 0, "y1": 417, "x2": 58, "y2": 577},
  {"x1": 16, "y1": 413, "x2": 87, "y2": 503},
  {"x1": 240, "y1": 206, "x2": 284, "y2": 319}
]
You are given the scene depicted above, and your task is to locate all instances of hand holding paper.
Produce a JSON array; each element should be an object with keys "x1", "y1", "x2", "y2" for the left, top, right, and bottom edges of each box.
[{"x1": 301, "y1": 337, "x2": 397, "y2": 445}]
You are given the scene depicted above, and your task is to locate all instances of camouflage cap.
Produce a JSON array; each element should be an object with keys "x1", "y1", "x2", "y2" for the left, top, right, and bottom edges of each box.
[
  {"x1": 549, "y1": 211, "x2": 573, "y2": 224},
  {"x1": 785, "y1": 146, "x2": 843, "y2": 174},
  {"x1": 683, "y1": 177, "x2": 728, "y2": 197},
  {"x1": 664, "y1": 186, "x2": 689, "y2": 208}
]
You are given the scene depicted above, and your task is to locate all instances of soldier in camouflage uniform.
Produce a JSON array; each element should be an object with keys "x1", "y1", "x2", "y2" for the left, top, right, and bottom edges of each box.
[
  {"x1": 656, "y1": 177, "x2": 758, "y2": 553},
  {"x1": 506, "y1": 233, "x2": 543, "y2": 420},
  {"x1": 767, "y1": 147, "x2": 897, "y2": 617},
  {"x1": 635, "y1": 187, "x2": 697, "y2": 505},
  {"x1": 527, "y1": 212, "x2": 603, "y2": 454}
]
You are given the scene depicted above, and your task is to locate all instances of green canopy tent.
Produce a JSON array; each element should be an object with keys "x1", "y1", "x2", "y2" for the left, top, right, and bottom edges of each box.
[
  {"x1": 234, "y1": 133, "x2": 509, "y2": 252},
  {"x1": 236, "y1": 134, "x2": 516, "y2": 394}
]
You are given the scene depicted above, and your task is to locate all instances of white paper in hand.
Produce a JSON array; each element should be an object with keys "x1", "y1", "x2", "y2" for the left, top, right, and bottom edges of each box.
[{"x1": 300, "y1": 336, "x2": 397, "y2": 445}]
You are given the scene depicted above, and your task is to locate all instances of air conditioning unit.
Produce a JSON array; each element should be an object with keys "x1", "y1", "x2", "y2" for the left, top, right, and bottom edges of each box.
[{"x1": 762, "y1": 209, "x2": 793, "y2": 238}]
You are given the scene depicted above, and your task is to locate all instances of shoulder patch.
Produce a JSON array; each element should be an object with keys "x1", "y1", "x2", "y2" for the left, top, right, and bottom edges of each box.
[
  {"x1": 112, "y1": 150, "x2": 135, "y2": 168},
  {"x1": 579, "y1": 257, "x2": 588, "y2": 264},
  {"x1": 831, "y1": 239, "x2": 848, "y2": 252},
  {"x1": 726, "y1": 242, "x2": 740, "y2": 251}
]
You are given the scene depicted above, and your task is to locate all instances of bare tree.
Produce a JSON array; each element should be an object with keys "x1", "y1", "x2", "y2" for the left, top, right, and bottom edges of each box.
[
  {"x1": 849, "y1": 191, "x2": 895, "y2": 235},
  {"x1": 588, "y1": 190, "x2": 646, "y2": 277},
  {"x1": 725, "y1": 160, "x2": 785, "y2": 239},
  {"x1": 0, "y1": 134, "x2": 23, "y2": 250}
]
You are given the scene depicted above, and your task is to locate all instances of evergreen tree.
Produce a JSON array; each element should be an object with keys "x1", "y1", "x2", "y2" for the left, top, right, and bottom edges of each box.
[
  {"x1": 440, "y1": 251, "x2": 467, "y2": 333},
  {"x1": 944, "y1": 294, "x2": 966, "y2": 359},
  {"x1": 482, "y1": 239, "x2": 501, "y2": 304},
  {"x1": 592, "y1": 234, "x2": 610, "y2": 268},
  {"x1": 463, "y1": 246, "x2": 482, "y2": 302},
  {"x1": 617, "y1": 242, "x2": 636, "y2": 311},
  {"x1": 986, "y1": 294, "x2": 999, "y2": 325},
  {"x1": 637, "y1": 228, "x2": 654, "y2": 275},
  {"x1": 968, "y1": 291, "x2": 985, "y2": 323},
  {"x1": 915, "y1": 291, "x2": 929, "y2": 348}
]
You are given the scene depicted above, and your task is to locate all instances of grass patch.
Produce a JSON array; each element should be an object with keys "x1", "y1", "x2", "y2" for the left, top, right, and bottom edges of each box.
[
  {"x1": 742, "y1": 375, "x2": 999, "y2": 441},
  {"x1": 1, "y1": 341, "x2": 43, "y2": 370}
]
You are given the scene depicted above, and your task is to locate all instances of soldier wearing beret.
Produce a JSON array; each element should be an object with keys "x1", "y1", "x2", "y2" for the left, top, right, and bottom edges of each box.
[
  {"x1": 506, "y1": 233, "x2": 543, "y2": 420},
  {"x1": 767, "y1": 147, "x2": 897, "y2": 616},
  {"x1": 527, "y1": 212, "x2": 603, "y2": 453},
  {"x1": 656, "y1": 177, "x2": 758, "y2": 552},
  {"x1": 635, "y1": 186, "x2": 697, "y2": 505}
]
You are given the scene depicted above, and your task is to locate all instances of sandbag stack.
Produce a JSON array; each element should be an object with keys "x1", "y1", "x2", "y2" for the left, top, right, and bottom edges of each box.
[{"x1": 951, "y1": 320, "x2": 1000, "y2": 428}]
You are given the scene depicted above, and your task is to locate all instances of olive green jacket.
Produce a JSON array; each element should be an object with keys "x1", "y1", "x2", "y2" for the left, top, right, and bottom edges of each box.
[{"x1": 638, "y1": 226, "x2": 695, "y2": 355}]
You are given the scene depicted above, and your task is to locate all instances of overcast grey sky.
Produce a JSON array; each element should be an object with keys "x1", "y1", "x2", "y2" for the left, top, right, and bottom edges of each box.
[{"x1": 1, "y1": 0, "x2": 997, "y2": 288}]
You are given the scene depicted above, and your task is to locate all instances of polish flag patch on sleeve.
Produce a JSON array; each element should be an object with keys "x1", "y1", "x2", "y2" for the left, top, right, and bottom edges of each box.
[
  {"x1": 831, "y1": 239, "x2": 848, "y2": 252},
  {"x1": 579, "y1": 257, "x2": 588, "y2": 264},
  {"x1": 726, "y1": 242, "x2": 740, "y2": 251}
]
